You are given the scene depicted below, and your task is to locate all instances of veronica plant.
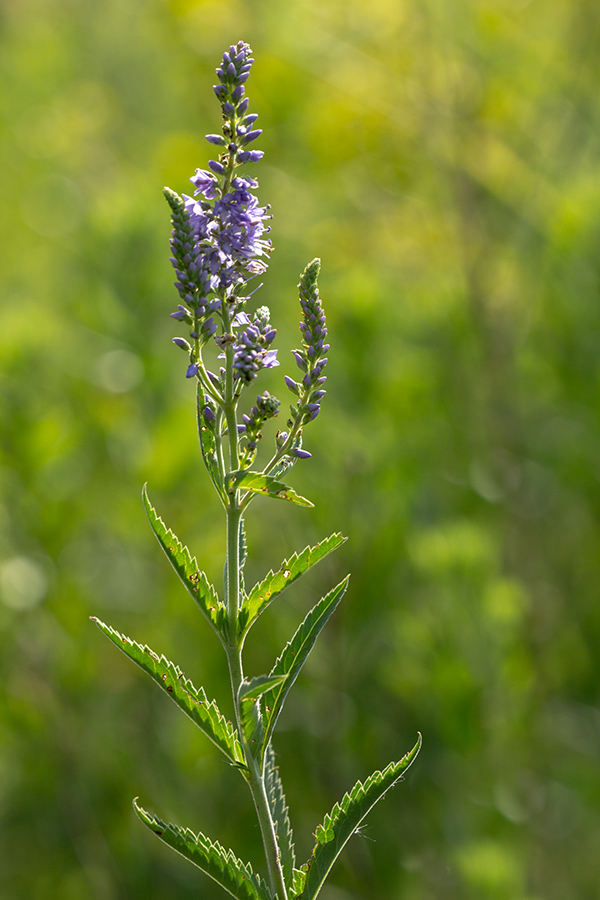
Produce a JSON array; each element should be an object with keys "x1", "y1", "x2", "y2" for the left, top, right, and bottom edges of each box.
[{"x1": 92, "y1": 41, "x2": 420, "y2": 900}]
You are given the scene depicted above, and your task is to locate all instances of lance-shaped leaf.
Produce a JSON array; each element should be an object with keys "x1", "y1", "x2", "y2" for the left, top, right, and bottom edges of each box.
[
  {"x1": 240, "y1": 695, "x2": 264, "y2": 759},
  {"x1": 240, "y1": 676, "x2": 287, "y2": 757},
  {"x1": 239, "y1": 534, "x2": 347, "y2": 638},
  {"x1": 92, "y1": 618, "x2": 245, "y2": 767},
  {"x1": 296, "y1": 735, "x2": 422, "y2": 900},
  {"x1": 265, "y1": 742, "x2": 296, "y2": 888},
  {"x1": 134, "y1": 800, "x2": 272, "y2": 900},
  {"x1": 142, "y1": 485, "x2": 227, "y2": 640},
  {"x1": 261, "y1": 576, "x2": 350, "y2": 756},
  {"x1": 239, "y1": 674, "x2": 288, "y2": 703},
  {"x1": 226, "y1": 470, "x2": 313, "y2": 508}
]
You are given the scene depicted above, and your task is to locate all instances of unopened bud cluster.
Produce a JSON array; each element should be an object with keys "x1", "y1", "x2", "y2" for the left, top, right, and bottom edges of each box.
[
  {"x1": 238, "y1": 391, "x2": 280, "y2": 466},
  {"x1": 233, "y1": 307, "x2": 278, "y2": 383},
  {"x1": 285, "y1": 259, "x2": 328, "y2": 428}
]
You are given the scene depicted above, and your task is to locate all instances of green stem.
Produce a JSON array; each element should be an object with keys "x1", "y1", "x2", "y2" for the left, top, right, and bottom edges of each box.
[
  {"x1": 224, "y1": 502, "x2": 287, "y2": 899},
  {"x1": 225, "y1": 643, "x2": 288, "y2": 900},
  {"x1": 246, "y1": 757, "x2": 288, "y2": 900},
  {"x1": 215, "y1": 152, "x2": 287, "y2": 896},
  {"x1": 225, "y1": 504, "x2": 241, "y2": 633}
]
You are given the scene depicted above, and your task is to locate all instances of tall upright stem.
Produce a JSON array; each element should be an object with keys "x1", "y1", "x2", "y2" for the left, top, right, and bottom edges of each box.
[
  {"x1": 221, "y1": 345, "x2": 288, "y2": 899},
  {"x1": 226, "y1": 505, "x2": 241, "y2": 632},
  {"x1": 224, "y1": 505, "x2": 288, "y2": 900}
]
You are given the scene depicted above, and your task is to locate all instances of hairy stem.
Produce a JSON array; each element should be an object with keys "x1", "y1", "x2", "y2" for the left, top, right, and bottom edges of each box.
[
  {"x1": 226, "y1": 647, "x2": 288, "y2": 899},
  {"x1": 224, "y1": 512, "x2": 288, "y2": 899}
]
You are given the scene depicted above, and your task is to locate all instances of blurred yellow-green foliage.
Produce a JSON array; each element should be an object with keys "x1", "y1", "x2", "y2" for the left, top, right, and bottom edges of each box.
[{"x1": 2, "y1": 0, "x2": 600, "y2": 898}]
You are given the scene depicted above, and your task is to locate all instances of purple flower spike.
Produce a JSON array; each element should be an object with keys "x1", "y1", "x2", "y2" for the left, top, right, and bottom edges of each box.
[{"x1": 164, "y1": 43, "x2": 276, "y2": 385}]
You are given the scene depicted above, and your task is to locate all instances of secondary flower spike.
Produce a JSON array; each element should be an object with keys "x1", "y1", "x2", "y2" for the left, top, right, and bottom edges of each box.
[{"x1": 286, "y1": 259, "x2": 329, "y2": 427}]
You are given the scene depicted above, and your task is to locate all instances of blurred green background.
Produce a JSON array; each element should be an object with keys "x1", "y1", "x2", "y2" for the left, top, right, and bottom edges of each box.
[{"x1": 2, "y1": 0, "x2": 600, "y2": 898}]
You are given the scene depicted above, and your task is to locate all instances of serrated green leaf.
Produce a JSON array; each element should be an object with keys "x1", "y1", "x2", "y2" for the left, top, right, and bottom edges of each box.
[
  {"x1": 290, "y1": 869, "x2": 306, "y2": 897},
  {"x1": 296, "y1": 735, "x2": 422, "y2": 900},
  {"x1": 226, "y1": 470, "x2": 313, "y2": 508},
  {"x1": 91, "y1": 618, "x2": 245, "y2": 767},
  {"x1": 261, "y1": 576, "x2": 350, "y2": 757},
  {"x1": 239, "y1": 675, "x2": 288, "y2": 703},
  {"x1": 142, "y1": 485, "x2": 227, "y2": 640},
  {"x1": 134, "y1": 800, "x2": 272, "y2": 900},
  {"x1": 239, "y1": 534, "x2": 347, "y2": 638},
  {"x1": 265, "y1": 743, "x2": 296, "y2": 888}
]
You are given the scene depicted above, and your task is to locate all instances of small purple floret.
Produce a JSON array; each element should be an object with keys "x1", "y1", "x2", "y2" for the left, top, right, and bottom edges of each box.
[
  {"x1": 243, "y1": 129, "x2": 262, "y2": 144},
  {"x1": 237, "y1": 150, "x2": 264, "y2": 163}
]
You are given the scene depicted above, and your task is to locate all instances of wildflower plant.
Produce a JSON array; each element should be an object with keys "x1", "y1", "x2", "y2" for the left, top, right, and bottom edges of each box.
[{"x1": 92, "y1": 41, "x2": 420, "y2": 900}]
